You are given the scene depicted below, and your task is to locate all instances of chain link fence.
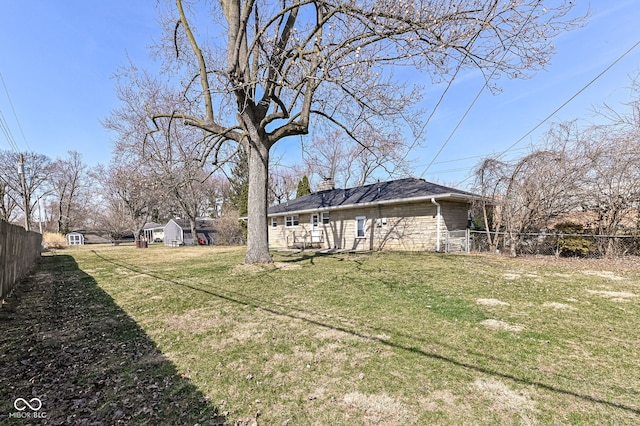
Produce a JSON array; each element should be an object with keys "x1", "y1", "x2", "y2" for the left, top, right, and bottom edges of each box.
[
  {"x1": 468, "y1": 230, "x2": 640, "y2": 258},
  {"x1": 443, "y1": 230, "x2": 471, "y2": 254}
]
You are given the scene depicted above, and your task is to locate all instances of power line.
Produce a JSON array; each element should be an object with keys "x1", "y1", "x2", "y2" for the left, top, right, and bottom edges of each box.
[
  {"x1": 411, "y1": 5, "x2": 496, "y2": 148},
  {"x1": 0, "y1": 109, "x2": 20, "y2": 153},
  {"x1": 412, "y1": 61, "x2": 466, "y2": 147},
  {"x1": 414, "y1": 146, "x2": 529, "y2": 170},
  {"x1": 0, "y1": 71, "x2": 29, "y2": 152},
  {"x1": 419, "y1": 3, "x2": 541, "y2": 178},
  {"x1": 453, "y1": 37, "x2": 640, "y2": 188},
  {"x1": 494, "y1": 38, "x2": 640, "y2": 160}
]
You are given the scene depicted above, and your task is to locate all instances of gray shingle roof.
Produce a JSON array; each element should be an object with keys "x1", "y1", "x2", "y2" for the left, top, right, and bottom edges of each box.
[
  {"x1": 268, "y1": 178, "x2": 477, "y2": 215},
  {"x1": 143, "y1": 222, "x2": 165, "y2": 230},
  {"x1": 171, "y1": 218, "x2": 217, "y2": 233}
]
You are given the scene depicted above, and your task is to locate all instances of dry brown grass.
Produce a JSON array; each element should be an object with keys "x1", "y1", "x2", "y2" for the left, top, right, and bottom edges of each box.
[
  {"x1": 341, "y1": 392, "x2": 412, "y2": 425},
  {"x1": 480, "y1": 319, "x2": 524, "y2": 332},
  {"x1": 472, "y1": 378, "x2": 538, "y2": 425},
  {"x1": 42, "y1": 232, "x2": 67, "y2": 249},
  {"x1": 477, "y1": 298, "x2": 510, "y2": 306}
]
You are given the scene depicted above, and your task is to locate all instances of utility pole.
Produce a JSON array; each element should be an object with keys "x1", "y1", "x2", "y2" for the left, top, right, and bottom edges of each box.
[
  {"x1": 17, "y1": 153, "x2": 30, "y2": 231},
  {"x1": 37, "y1": 196, "x2": 43, "y2": 233}
]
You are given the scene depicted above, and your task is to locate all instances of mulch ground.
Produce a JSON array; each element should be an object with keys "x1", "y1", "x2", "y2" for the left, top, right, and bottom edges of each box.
[{"x1": 0, "y1": 253, "x2": 226, "y2": 425}]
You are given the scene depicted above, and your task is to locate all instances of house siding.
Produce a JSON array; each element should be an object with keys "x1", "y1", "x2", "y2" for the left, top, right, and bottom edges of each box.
[{"x1": 268, "y1": 200, "x2": 469, "y2": 251}]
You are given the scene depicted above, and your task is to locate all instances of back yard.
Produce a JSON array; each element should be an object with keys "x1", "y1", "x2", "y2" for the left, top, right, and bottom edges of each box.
[{"x1": 2, "y1": 245, "x2": 639, "y2": 424}]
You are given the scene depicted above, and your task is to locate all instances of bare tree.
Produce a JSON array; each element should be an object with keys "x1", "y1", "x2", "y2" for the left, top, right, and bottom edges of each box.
[
  {"x1": 49, "y1": 151, "x2": 92, "y2": 234},
  {"x1": 0, "y1": 150, "x2": 52, "y2": 230},
  {"x1": 97, "y1": 163, "x2": 160, "y2": 244},
  {"x1": 474, "y1": 73, "x2": 640, "y2": 257},
  {"x1": 205, "y1": 173, "x2": 233, "y2": 218},
  {"x1": 301, "y1": 128, "x2": 350, "y2": 186},
  {"x1": 574, "y1": 125, "x2": 640, "y2": 254},
  {"x1": 474, "y1": 136, "x2": 582, "y2": 256},
  {"x1": 303, "y1": 126, "x2": 414, "y2": 188},
  {"x1": 96, "y1": 196, "x2": 136, "y2": 243},
  {"x1": 104, "y1": 72, "x2": 238, "y2": 244},
  {"x1": 472, "y1": 157, "x2": 509, "y2": 252},
  {"x1": 349, "y1": 125, "x2": 415, "y2": 187},
  {"x1": 118, "y1": 0, "x2": 580, "y2": 263},
  {"x1": 269, "y1": 165, "x2": 304, "y2": 204},
  {"x1": 587, "y1": 74, "x2": 640, "y2": 238},
  {"x1": 0, "y1": 173, "x2": 19, "y2": 222}
]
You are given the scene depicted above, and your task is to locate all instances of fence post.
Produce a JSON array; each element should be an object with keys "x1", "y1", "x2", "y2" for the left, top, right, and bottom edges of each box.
[{"x1": 466, "y1": 228, "x2": 470, "y2": 254}]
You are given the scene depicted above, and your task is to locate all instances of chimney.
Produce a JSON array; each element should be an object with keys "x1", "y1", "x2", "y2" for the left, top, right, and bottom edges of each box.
[{"x1": 317, "y1": 177, "x2": 335, "y2": 191}]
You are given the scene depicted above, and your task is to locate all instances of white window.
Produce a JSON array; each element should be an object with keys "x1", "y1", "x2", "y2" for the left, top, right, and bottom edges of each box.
[
  {"x1": 68, "y1": 234, "x2": 83, "y2": 245},
  {"x1": 311, "y1": 214, "x2": 319, "y2": 228},
  {"x1": 322, "y1": 212, "x2": 330, "y2": 224},
  {"x1": 285, "y1": 215, "x2": 299, "y2": 227},
  {"x1": 356, "y1": 216, "x2": 366, "y2": 238},
  {"x1": 271, "y1": 218, "x2": 278, "y2": 228}
]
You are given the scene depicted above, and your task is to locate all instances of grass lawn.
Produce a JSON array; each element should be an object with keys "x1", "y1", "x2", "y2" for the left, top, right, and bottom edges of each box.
[{"x1": 7, "y1": 245, "x2": 640, "y2": 424}]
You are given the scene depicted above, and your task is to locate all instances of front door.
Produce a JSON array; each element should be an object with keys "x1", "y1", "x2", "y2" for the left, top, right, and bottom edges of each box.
[{"x1": 310, "y1": 214, "x2": 321, "y2": 243}]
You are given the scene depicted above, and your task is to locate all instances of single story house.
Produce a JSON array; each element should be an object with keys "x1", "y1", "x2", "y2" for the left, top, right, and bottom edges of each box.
[
  {"x1": 143, "y1": 222, "x2": 166, "y2": 243},
  {"x1": 66, "y1": 230, "x2": 114, "y2": 246},
  {"x1": 267, "y1": 178, "x2": 479, "y2": 251},
  {"x1": 163, "y1": 218, "x2": 216, "y2": 246}
]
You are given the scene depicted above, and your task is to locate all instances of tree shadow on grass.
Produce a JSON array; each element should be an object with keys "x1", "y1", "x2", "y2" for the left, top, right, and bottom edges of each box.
[
  {"x1": 0, "y1": 254, "x2": 226, "y2": 425},
  {"x1": 90, "y1": 250, "x2": 640, "y2": 419}
]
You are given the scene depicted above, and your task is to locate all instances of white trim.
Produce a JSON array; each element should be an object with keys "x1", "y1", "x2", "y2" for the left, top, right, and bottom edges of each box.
[
  {"x1": 67, "y1": 233, "x2": 84, "y2": 245},
  {"x1": 355, "y1": 216, "x2": 366, "y2": 238},
  {"x1": 267, "y1": 193, "x2": 478, "y2": 217},
  {"x1": 285, "y1": 215, "x2": 299, "y2": 227}
]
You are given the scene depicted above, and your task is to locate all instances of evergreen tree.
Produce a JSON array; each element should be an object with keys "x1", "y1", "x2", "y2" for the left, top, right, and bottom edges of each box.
[
  {"x1": 296, "y1": 175, "x2": 311, "y2": 198},
  {"x1": 228, "y1": 146, "x2": 249, "y2": 240},
  {"x1": 228, "y1": 146, "x2": 249, "y2": 217}
]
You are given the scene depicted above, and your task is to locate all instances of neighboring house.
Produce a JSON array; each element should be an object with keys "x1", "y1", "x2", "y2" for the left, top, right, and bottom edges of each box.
[
  {"x1": 267, "y1": 178, "x2": 479, "y2": 251},
  {"x1": 143, "y1": 222, "x2": 166, "y2": 243},
  {"x1": 163, "y1": 218, "x2": 216, "y2": 246},
  {"x1": 83, "y1": 231, "x2": 113, "y2": 244},
  {"x1": 66, "y1": 230, "x2": 112, "y2": 245}
]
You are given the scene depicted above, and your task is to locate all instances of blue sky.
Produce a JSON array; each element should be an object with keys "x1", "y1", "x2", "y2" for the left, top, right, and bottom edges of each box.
[{"x1": 1, "y1": 1, "x2": 639, "y2": 189}]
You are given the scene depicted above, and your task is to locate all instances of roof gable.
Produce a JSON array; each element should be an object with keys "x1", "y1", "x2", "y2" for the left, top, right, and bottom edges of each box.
[{"x1": 268, "y1": 178, "x2": 477, "y2": 215}]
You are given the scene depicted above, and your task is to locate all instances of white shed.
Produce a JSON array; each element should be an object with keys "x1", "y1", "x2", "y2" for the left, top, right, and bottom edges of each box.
[{"x1": 67, "y1": 232, "x2": 85, "y2": 246}]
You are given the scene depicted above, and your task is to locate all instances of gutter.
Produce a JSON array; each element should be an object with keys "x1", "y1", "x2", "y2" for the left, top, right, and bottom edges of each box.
[
  {"x1": 431, "y1": 198, "x2": 441, "y2": 252},
  {"x1": 267, "y1": 192, "x2": 480, "y2": 217}
]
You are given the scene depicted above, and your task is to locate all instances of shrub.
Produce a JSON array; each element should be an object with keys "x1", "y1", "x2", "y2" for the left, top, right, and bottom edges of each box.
[
  {"x1": 43, "y1": 232, "x2": 67, "y2": 249},
  {"x1": 213, "y1": 214, "x2": 245, "y2": 245},
  {"x1": 554, "y1": 221, "x2": 583, "y2": 234},
  {"x1": 558, "y1": 236, "x2": 593, "y2": 257}
]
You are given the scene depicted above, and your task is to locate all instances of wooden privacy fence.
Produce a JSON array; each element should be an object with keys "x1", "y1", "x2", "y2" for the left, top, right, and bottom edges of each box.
[{"x1": 0, "y1": 220, "x2": 42, "y2": 303}]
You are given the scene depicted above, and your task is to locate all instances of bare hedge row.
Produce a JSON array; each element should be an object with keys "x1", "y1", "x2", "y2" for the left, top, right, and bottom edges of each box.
[{"x1": 470, "y1": 230, "x2": 640, "y2": 258}]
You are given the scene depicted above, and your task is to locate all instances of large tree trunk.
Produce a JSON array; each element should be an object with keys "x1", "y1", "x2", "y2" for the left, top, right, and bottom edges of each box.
[
  {"x1": 57, "y1": 196, "x2": 65, "y2": 234},
  {"x1": 189, "y1": 216, "x2": 198, "y2": 246},
  {"x1": 245, "y1": 139, "x2": 272, "y2": 264}
]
